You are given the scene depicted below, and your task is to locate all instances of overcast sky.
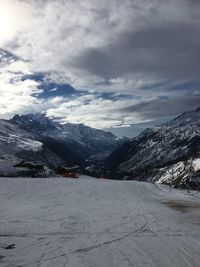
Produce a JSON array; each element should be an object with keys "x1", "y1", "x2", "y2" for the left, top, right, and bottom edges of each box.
[{"x1": 0, "y1": 0, "x2": 200, "y2": 136}]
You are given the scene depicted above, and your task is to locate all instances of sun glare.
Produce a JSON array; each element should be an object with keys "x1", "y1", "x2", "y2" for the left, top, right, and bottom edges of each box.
[{"x1": 0, "y1": 3, "x2": 14, "y2": 42}]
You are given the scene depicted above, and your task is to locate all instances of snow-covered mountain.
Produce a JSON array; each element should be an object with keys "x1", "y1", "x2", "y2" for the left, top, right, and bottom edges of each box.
[
  {"x1": 105, "y1": 107, "x2": 200, "y2": 189},
  {"x1": 0, "y1": 118, "x2": 66, "y2": 176},
  {"x1": 0, "y1": 113, "x2": 125, "y2": 176},
  {"x1": 11, "y1": 113, "x2": 125, "y2": 158}
]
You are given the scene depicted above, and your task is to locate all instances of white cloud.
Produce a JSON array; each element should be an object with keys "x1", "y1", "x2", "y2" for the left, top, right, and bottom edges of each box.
[
  {"x1": 46, "y1": 94, "x2": 151, "y2": 129},
  {"x1": 0, "y1": 53, "x2": 42, "y2": 117},
  {"x1": 0, "y1": 0, "x2": 31, "y2": 47}
]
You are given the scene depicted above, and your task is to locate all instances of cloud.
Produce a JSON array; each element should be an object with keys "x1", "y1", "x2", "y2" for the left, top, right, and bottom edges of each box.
[
  {"x1": 75, "y1": 22, "x2": 200, "y2": 83},
  {"x1": 0, "y1": 0, "x2": 31, "y2": 46},
  {"x1": 46, "y1": 93, "x2": 150, "y2": 129},
  {"x1": 21, "y1": 73, "x2": 76, "y2": 98},
  {"x1": 3, "y1": 0, "x2": 199, "y2": 92},
  {"x1": 120, "y1": 95, "x2": 200, "y2": 120},
  {"x1": 0, "y1": 49, "x2": 43, "y2": 117}
]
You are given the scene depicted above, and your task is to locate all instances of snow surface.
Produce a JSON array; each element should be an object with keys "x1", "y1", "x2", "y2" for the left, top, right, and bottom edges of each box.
[
  {"x1": 155, "y1": 161, "x2": 187, "y2": 185},
  {"x1": 153, "y1": 157, "x2": 200, "y2": 187},
  {"x1": 193, "y1": 158, "x2": 200, "y2": 172},
  {"x1": 0, "y1": 176, "x2": 200, "y2": 266}
]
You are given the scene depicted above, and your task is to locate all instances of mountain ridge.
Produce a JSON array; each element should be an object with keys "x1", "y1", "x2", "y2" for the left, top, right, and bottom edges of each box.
[{"x1": 104, "y1": 107, "x2": 200, "y2": 189}]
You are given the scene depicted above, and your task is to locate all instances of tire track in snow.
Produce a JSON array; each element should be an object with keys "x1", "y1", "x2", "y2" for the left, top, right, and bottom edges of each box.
[{"x1": 19, "y1": 217, "x2": 148, "y2": 266}]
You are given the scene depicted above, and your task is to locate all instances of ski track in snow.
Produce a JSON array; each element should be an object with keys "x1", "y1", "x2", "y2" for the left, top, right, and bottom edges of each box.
[{"x1": 0, "y1": 176, "x2": 200, "y2": 267}]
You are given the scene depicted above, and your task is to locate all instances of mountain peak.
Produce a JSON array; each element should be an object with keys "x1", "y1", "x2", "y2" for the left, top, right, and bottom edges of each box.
[
  {"x1": 12, "y1": 112, "x2": 47, "y2": 121},
  {"x1": 11, "y1": 113, "x2": 57, "y2": 133},
  {"x1": 167, "y1": 106, "x2": 200, "y2": 126}
]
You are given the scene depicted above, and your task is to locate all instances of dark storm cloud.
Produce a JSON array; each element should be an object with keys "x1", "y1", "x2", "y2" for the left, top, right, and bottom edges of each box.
[
  {"x1": 120, "y1": 95, "x2": 200, "y2": 120},
  {"x1": 74, "y1": 22, "x2": 200, "y2": 81}
]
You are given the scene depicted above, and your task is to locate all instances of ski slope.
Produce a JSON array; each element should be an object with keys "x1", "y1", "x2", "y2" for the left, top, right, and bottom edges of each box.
[{"x1": 0, "y1": 176, "x2": 200, "y2": 267}]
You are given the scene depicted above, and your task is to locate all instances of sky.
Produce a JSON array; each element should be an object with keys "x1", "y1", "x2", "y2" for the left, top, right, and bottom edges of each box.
[{"x1": 0, "y1": 0, "x2": 200, "y2": 137}]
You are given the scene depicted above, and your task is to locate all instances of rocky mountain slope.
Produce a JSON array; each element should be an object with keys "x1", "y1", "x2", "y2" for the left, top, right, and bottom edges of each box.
[
  {"x1": 105, "y1": 107, "x2": 200, "y2": 189},
  {"x1": 11, "y1": 113, "x2": 124, "y2": 158},
  {"x1": 0, "y1": 113, "x2": 125, "y2": 176}
]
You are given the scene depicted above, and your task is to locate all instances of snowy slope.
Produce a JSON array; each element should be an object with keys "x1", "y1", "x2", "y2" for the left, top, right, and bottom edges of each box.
[
  {"x1": 152, "y1": 158, "x2": 200, "y2": 188},
  {"x1": 0, "y1": 177, "x2": 200, "y2": 266},
  {"x1": 105, "y1": 107, "x2": 200, "y2": 189},
  {"x1": 0, "y1": 119, "x2": 67, "y2": 176}
]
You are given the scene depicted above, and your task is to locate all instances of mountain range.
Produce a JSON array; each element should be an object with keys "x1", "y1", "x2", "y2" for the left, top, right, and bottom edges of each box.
[{"x1": 0, "y1": 113, "x2": 126, "y2": 176}]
